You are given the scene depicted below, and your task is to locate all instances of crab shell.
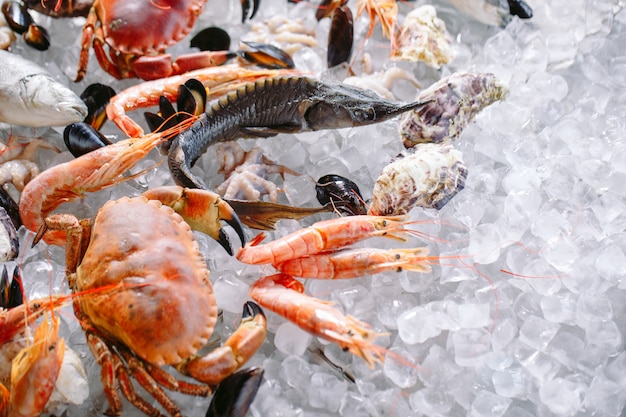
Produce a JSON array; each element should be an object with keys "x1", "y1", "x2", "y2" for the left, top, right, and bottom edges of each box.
[
  {"x1": 74, "y1": 196, "x2": 217, "y2": 366},
  {"x1": 96, "y1": 0, "x2": 208, "y2": 55}
]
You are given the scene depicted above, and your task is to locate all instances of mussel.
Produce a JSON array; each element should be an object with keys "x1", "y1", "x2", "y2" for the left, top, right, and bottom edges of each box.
[{"x1": 315, "y1": 174, "x2": 367, "y2": 216}]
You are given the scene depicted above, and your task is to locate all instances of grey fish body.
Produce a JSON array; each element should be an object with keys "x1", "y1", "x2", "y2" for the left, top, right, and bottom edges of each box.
[
  {"x1": 0, "y1": 50, "x2": 87, "y2": 127},
  {"x1": 169, "y1": 76, "x2": 428, "y2": 189}
]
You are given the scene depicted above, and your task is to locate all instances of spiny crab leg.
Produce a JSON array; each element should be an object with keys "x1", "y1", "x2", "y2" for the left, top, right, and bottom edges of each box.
[{"x1": 141, "y1": 185, "x2": 246, "y2": 255}]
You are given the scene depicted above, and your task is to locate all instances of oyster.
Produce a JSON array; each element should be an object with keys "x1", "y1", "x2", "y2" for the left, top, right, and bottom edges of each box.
[
  {"x1": 399, "y1": 72, "x2": 508, "y2": 148},
  {"x1": 369, "y1": 143, "x2": 468, "y2": 215}
]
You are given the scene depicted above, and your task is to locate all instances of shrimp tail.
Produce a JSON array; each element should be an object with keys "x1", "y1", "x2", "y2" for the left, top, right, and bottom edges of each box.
[{"x1": 249, "y1": 273, "x2": 387, "y2": 368}]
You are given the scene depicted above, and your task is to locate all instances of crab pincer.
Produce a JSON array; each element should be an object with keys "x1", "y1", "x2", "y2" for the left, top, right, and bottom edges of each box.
[{"x1": 142, "y1": 185, "x2": 246, "y2": 255}]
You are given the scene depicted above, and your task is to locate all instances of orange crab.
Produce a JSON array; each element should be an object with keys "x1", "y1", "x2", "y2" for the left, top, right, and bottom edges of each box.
[
  {"x1": 38, "y1": 186, "x2": 267, "y2": 416},
  {"x1": 74, "y1": 0, "x2": 226, "y2": 81}
]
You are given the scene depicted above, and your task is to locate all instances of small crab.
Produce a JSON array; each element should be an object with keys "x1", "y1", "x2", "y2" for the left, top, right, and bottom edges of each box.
[
  {"x1": 38, "y1": 186, "x2": 267, "y2": 416},
  {"x1": 74, "y1": 0, "x2": 229, "y2": 81}
]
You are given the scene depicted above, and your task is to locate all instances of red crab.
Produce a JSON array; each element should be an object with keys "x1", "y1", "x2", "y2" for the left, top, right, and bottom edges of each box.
[{"x1": 74, "y1": 0, "x2": 234, "y2": 81}]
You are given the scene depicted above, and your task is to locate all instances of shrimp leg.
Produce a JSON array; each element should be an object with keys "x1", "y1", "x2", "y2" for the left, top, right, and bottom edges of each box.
[{"x1": 249, "y1": 273, "x2": 386, "y2": 368}]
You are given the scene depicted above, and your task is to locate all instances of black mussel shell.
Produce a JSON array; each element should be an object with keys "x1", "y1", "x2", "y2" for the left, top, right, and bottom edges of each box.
[
  {"x1": 177, "y1": 79, "x2": 207, "y2": 118},
  {"x1": 64, "y1": 122, "x2": 112, "y2": 158},
  {"x1": 316, "y1": 174, "x2": 367, "y2": 216},
  {"x1": 23, "y1": 24, "x2": 50, "y2": 51},
  {"x1": 316, "y1": 0, "x2": 347, "y2": 21},
  {"x1": 0, "y1": 207, "x2": 19, "y2": 262},
  {"x1": 0, "y1": 187, "x2": 21, "y2": 230},
  {"x1": 206, "y1": 366, "x2": 264, "y2": 417},
  {"x1": 507, "y1": 0, "x2": 533, "y2": 19},
  {"x1": 327, "y1": 5, "x2": 353, "y2": 68},
  {"x1": 240, "y1": 0, "x2": 260, "y2": 23},
  {"x1": 0, "y1": 266, "x2": 23, "y2": 309},
  {"x1": 80, "y1": 83, "x2": 117, "y2": 130},
  {"x1": 239, "y1": 41, "x2": 295, "y2": 69},
  {"x1": 2, "y1": 1, "x2": 33, "y2": 34},
  {"x1": 190, "y1": 26, "x2": 231, "y2": 52}
]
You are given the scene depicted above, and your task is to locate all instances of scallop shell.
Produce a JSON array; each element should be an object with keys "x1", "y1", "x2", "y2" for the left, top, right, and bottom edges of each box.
[
  {"x1": 391, "y1": 5, "x2": 455, "y2": 69},
  {"x1": 369, "y1": 144, "x2": 467, "y2": 215},
  {"x1": 399, "y1": 72, "x2": 508, "y2": 148}
]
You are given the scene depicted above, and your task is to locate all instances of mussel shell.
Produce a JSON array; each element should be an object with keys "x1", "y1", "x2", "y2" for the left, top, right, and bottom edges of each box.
[
  {"x1": 327, "y1": 5, "x2": 353, "y2": 68},
  {"x1": 206, "y1": 366, "x2": 264, "y2": 417},
  {"x1": 0, "y1": 207, "x2": 19, "y2": 262},
  {"x1": 190, "y1": 26, "x2": 231, "y2": 51},
  {"x1": 23, "y1": 24, "x2": 50, "y2": 51},
  {"x1": 240, "y1": 0, "x2": 260, "y2": 22},
  {"x1": 178, "y1": 79, "x2": 207, "y2": 118},
  {"x1": 0, "y1": 265, "x2": 23, "y2": 309},
  {"x1": 315, "y1": 174, "x2": 366, "y2": 216},
  {"x1": 239, "y1": 41, "x2": 295, "y2": 69},
  {"x1": 80, "y1": 83, "x2": 117, "y2": 130},
  {"x1": 0, "y1": 187, "x2": 20, "y2": 230},
  {"x1": 64, "y1": 122, "x2": 112, "y2": 158},
  {"x1": 1, "y1": 1, "x2": 33, "y2": 35},
  {"x1": 507, "y1": 0, "x2": 533, "y2": 19}
]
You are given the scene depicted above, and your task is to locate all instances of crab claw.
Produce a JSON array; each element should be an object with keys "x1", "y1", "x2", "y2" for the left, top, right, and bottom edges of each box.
[
  {"x1": 142, "y1": 185, "x2": 246, "y2": 255},
  {"x1": 178, "y1": 302, "x2": 267, "y2": 385},
  {"x1": 206, "y1": 366, "x2": 264, "y2": 417},
  {"x1": 240, "y1": 0, "x2": 259, "y2": 22}
]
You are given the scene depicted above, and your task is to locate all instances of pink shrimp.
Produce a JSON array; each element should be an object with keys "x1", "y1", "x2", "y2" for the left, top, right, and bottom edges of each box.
[
  {"x1": 249, "y1": 273, "x2": 386, "y2": 368},
  {"x1": 107, "y1": 65, "x2": 303, "y2": 137},
  {"x1": 273, "y1": 247, "x2": 434, "y2": 279},
  {"x1": 18, "y1": 118, "x2": 196, "y2": 246},
  {"x1": 236, "y1": 214, "x2": 411, "y2": 265}
]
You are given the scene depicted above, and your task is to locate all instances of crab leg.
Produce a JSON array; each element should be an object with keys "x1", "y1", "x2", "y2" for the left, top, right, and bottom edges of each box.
[
  {"x1": 141, "y1": 185, "x2": 246, "y2": 255},
  {"x1": 177, "y1": 302, "x2": 266, "y2": 385}
]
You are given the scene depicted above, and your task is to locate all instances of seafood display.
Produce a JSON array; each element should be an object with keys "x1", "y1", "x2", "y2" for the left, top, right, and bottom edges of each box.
[
  {"x1": 4, "y1": 1, "x2": 626, "y2": 417},
  {"x1": 0, "y1": 50, "x2": 87, "y2": 127}
]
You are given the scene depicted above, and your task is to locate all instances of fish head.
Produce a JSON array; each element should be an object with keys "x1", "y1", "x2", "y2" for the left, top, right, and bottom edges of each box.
[
  {"x1": 304, "y1": 82, "x2": 429, "y2": 130},
  {"x1": 20, "y1": 74, "x2": 88, "y2": 127}
]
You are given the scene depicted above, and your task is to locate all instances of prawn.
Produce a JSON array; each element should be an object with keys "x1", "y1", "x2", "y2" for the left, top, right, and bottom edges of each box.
[
  {"x1": 249, "y1": 273, "x2": 386, "y2": 368},
  {"x1": 2, "y1": 313, "x2": 65, "y2": 417},
  {"x1": 18, "y1": 117, "x2": 197, "y2": 246},
  {"x1": 236, "y1": 214, "x2": 411, "y2": 265},
  {"x1": 273, "y1": 247, "x2": 434, "y2": 279},
  {"x1": 106, "y1": 65, "x2": 302, "y2": 137},
  {"x1": 356, "y1": 0, "x2": 399, "y2": 46}
]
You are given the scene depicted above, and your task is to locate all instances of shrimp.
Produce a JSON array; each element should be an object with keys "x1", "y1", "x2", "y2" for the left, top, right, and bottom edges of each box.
[
  {"x1": 3, "y1": 313, "x2": 65, "y2": 417},
  {"x1": 356, "y1": 0, "x2": 399, "y2": 45},
  {"x1": 248, "y1": 273, "x2": 386, "y2": 368},
  {"x1": 106, "y1": 65, "x2": 303, "y2": 137},
  {"x1": 273, "y1": 247, "x2": 433, "y2": 279},
  {"x1": 18, "y1": 118, "x2": 197, "y2": 246},
  {"x1": 236, "y1": 214, "x2": 411, "y2": 265}
]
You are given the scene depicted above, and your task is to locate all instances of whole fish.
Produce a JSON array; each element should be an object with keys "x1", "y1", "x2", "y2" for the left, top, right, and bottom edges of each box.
[
  {"x1": 0, "y1": 50, "x2": 87, "y2": 127},
  {"x1": 169, "y1": 76, "x2": 430, "y2": 189}
]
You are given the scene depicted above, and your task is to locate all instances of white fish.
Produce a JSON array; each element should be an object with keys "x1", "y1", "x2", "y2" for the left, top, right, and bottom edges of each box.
[{"x1": 0, "y1": 50, "x2": 87, "y2": 127}]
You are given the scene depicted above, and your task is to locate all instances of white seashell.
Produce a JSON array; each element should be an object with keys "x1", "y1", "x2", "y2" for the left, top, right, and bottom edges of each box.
[
  {"x1": 399, "y1": 72, "x2": 508, "y2": 148},
  {"x1": 391, "y1": 5, "x2": 455, "y2": 69},
  {"x1": 369, "y1": 144, "x2": 467, "y2": 215}
]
